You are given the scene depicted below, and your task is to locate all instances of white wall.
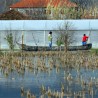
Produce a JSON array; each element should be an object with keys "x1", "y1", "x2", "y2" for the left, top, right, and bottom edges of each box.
[
  {"x1": 0, "y1": 20, "x2": 98, "y2": 30},
  {"x1": 0, "y1": 20, "x2": 98, "y2": 49}
]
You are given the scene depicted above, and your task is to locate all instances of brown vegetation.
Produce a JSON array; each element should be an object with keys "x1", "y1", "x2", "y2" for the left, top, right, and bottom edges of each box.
[{"x1": 0, "y1": 9, "x2": 31, "y2": 20}]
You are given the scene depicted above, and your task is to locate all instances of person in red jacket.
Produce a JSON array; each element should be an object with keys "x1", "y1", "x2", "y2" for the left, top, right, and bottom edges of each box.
[{"x1": 82, "y1": 34, "x2": 88, "y2": 45}]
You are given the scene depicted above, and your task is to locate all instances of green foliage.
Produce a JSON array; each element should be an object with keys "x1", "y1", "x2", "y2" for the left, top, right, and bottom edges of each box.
[
  {"x1": 90, "y1": 49, "x2": 98, "y2": 55},
  {"x1": 56, "y1": 37, "x2": 63, "y2": 46},
  {"x1": 46, "y1": 2, "x2": 82, "y2": 19},
  {"x1": 4, "y1": 33, "x2": 14, "y2": 50},
  {"x1": 0, "y1": 51, "x2": 3, "y2": 56}
]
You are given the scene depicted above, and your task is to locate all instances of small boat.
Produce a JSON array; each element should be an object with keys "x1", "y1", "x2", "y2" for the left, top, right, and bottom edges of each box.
[
  {"x1": 17, "y1": 43, "x2": 92, "y2": 51},
  {"x1": 67, "y1": 43, "x2": 92, "y2": 51},
  {"x1": 17, "y1": 43, "x2": 38, "y2": 51},
  {"x1": 17, "y1": 43, "x2": 65, "y2": 51}
]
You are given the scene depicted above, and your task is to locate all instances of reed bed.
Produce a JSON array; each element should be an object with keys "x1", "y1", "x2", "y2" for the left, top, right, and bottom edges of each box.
[{"x1": 0, "y1": 50, "x2": 98, "y2": 98}]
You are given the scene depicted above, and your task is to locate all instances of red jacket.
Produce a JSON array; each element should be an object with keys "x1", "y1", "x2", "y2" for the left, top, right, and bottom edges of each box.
[{"x1": 82, "y1": 36, "x2": 88, "y2": 42}]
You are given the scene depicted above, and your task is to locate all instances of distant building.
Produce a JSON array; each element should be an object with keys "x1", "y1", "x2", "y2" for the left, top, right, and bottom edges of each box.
[{"x1": 9, "y1": 0, "x2": 77, "y2": 19}]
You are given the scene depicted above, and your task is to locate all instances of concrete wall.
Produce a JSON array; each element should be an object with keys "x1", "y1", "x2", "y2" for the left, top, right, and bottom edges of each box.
[{"x1": 0, "y1": 20, "x2": 98, "y2": 49}]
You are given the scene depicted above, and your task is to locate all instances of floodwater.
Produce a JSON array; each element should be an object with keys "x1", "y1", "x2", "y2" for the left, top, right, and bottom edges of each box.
[{"x1": 0, "y1": 63, "x2": 98, "y2": 98}]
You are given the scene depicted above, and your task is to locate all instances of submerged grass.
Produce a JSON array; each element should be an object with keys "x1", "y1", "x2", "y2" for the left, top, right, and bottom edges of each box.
[{"x1": 0, "y1": 49, "x2": 98, "y2": 98}]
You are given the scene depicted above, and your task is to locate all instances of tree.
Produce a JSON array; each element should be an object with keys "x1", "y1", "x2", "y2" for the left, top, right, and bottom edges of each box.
[
  {"x1": 70, "y1": 0, "x2": 97, "y2": 19},
  {"x1": 4, "y1": 32, "x2": 14, "y2": 50},
  {"x1": 4, "y1": 30, "x2": 20, "y2": 51},
  {"x1": 70, "y1": 0, "x2": 93, "y2": 9},
  {"x1": 81, "y1": 6, "x2": 98, "y2": 19},
  {"x1": 46, "y1": 1, "x2": 81, "y2": 19},
  {"x1": 56, "y1": 21, "x2": 75, "y2": 52}
]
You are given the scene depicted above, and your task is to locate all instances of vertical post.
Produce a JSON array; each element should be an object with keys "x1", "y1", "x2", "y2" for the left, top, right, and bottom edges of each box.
[
  {"x1": 22, "y1": 31, "x2": 24, "y2": 50},
  {"x1": 0, "y1": 32, "x2": 1, "y2": 50},
  {"x1": 88, "y1": 21, "x2": 91, "y2": 43},
  {"x1": 22, "y1": 31, "x2": 24, "y2": 67},
  {"x1": 44, "y1": 30, "x2": 46, "y2": 46}
]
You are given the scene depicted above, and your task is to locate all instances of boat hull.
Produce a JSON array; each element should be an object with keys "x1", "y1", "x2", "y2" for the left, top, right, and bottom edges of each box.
[
  {"x1": 17, "y1": 43, "x2": 92, "y2": 51},
  {"x1": 67, "y1": 43, "x2": 92, "y2": 51}
]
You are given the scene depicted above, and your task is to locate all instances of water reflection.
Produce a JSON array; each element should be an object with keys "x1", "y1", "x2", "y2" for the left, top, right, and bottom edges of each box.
[
  {"x1": 0, "y1": 53, "x2": 98, "y2": 98},
  {"x1": 1, "y1": 67, "x2": 98, "y2": 98}
]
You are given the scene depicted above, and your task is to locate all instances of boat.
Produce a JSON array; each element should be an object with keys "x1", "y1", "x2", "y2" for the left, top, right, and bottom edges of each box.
[
  {"x1": 17, "y1": 43, "x2": 65, "y2": 51},
  {"x1": 17, "y1": 43, "x2": 38, "y2": 51},
  {"x1": 67, "y1": 43, "x2": 92, "y2": 51},
  {"x1": 17, "y1": 43, "x2": 92, "y2": 51}
]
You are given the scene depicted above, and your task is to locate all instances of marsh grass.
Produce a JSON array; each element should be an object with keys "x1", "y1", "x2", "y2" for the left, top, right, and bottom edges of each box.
[
  {"x1": 90, "y1": 48, "x2": 98, "y2": 55},
  {"x1": 0, "y1": 50, "x2": 98, "y2": 98}
]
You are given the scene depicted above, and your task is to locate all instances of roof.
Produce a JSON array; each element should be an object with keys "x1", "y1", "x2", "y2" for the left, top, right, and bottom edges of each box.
[
  {"x1": 0, "y1": 20, "x2": 98, "y2": 31},
  {"x1": 10, "y1": 0, "x2": 77, "y2": 8},
  {"x1": 0, "y1": 9, "x2": 31, "y2": 20}
]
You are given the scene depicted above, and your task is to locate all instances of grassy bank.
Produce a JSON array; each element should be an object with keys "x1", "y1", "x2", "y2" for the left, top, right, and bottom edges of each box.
[{"x1": 90, "y1": 48, "x2": 98, "y2": 54}]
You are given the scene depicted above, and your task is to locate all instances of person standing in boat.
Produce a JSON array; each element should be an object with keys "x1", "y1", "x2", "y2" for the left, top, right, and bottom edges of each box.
[
  {"x1": 82, "y1": 34, "x2": 89, "y2": 45},
  {"x1": 48, "y1": 31, "x2": 52, "y2": 48}
]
